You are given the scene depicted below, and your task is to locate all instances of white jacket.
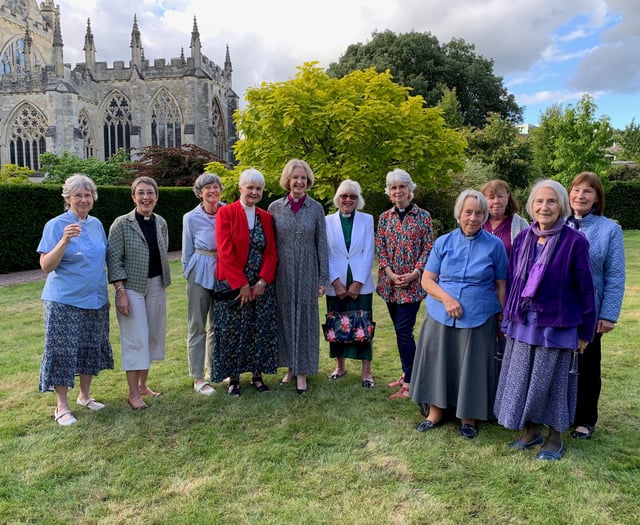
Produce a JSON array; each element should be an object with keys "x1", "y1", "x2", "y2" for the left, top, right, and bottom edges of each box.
[{"x1": 325, "y1": 211, "x2": 375, "y2": 296}]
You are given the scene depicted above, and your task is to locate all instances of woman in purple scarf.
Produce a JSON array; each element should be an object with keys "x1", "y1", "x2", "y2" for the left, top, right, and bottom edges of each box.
[{"x1": 494, "y1": 180, "x2": 596, "y2": 461}]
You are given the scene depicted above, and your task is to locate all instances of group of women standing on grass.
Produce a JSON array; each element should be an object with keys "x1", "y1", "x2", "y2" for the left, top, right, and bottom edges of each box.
[{"x1": 37, "y1": 165, "x2": 625, "y2": 461}]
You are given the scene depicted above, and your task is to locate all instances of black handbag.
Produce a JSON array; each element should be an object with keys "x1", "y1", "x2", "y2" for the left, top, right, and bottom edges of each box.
[
  {"x1": 322, "y1": 310, "x2": 375, "y2": 344},
  {"x1": 212, "y1": 279, "x2": 237, "y2": 300}
]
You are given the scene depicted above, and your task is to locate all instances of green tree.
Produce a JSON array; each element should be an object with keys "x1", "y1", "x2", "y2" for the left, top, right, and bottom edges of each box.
[
  {"x1": 618, "y1": 118, "x2": 640, "y2": 162},
  {"x1": 532, "y1": 95, "x2": 613, "y2": 186},
  {"x1": 125, "y1": 144, "x2": 222, "y2": 187},
  {"x1": 0, "y1": 164, "x2": 33, "y2": 184},
  {"x1": 327, "y1": 30, "x2": 522, "y2": 128},
  {"x1": 465, "y1": 113, "x2": 536, "y2": 189},
  {"x1": 437, "y1": 86, "x2": 464, "y2": 129},
  {"x1": 40, "y1": 149, "x2": 131, "y2": 185},
  {"x1": 234, "y1": 62, "x2": 467, "y2": 200}
]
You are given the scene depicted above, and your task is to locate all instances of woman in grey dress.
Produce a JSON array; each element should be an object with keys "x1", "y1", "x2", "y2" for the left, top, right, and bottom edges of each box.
[{"x1": 268, "y1": 159, "x2": 329, "y2": 394}]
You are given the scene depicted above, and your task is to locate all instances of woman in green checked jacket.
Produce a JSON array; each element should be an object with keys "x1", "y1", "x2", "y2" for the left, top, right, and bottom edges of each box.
[{"x1": 107, "y1": 177, "x2": 171, "y2": 410}]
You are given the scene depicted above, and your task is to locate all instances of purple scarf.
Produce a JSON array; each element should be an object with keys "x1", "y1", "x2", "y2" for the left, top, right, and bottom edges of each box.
[{"x1": 506, "y1": 218, "x2": 564, "y2": 320}]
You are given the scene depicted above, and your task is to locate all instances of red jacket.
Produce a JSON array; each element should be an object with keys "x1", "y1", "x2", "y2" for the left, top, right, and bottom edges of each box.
[{"x1": 215, "y1": 200, "x2": 277, "y2": 290}]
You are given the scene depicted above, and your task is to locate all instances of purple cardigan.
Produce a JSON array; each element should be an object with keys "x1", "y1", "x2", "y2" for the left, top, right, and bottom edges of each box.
[{"x1": 504, "y1": 225, "x2": 596, "y2": 342}]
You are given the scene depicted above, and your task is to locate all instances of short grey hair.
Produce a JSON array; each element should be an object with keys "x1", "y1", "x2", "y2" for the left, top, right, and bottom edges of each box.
[
  {"x1": 238, "y1": 168, "x2": 265, "y2": 188},
  {"x1": 131, "y1": 176, "x2": 158, "y2": 196},
  {"x1": 193, "y1": 172, "x2": 223, "y2": 198},
  {"x1": 454, "y1": 189, "x2": 489, "y2": 224},
  {"x1": 333, "y1": 179, "x2": 365, "y2": 210},
  {"x1": 61, "y1": 174, "x2": 97, "y2": 210},
  {"x1": 525, "y1": 179, "x2": 571, "y2": 221},
  {"x1": 384, "y1": 168, "x2": 416, "y2": 200}
]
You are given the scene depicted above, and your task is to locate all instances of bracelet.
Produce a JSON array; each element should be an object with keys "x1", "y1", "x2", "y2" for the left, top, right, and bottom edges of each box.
[
  {"x1": 115, "y1": 285, "x2": 125, "y2": 293},
  {"x1": 255, "y1": 279, "x2": 266, "y2": 287}
]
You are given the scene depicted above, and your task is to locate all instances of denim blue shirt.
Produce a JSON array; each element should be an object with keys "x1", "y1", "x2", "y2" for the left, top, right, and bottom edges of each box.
[
  {"x1": 182, "y1": 204, "x2": 223, "y2": 290},
  {"x1": 37, "y1": 210, "x2": 108, "y2": 309},
  {"x1": 426, "y1": 228, "x2": 508, "y2": 328}
]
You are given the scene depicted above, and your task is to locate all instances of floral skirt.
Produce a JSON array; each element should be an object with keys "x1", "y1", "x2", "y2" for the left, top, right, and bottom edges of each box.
[{"x1": 39, "y1": 301, "x2": 114, "y2": 392}]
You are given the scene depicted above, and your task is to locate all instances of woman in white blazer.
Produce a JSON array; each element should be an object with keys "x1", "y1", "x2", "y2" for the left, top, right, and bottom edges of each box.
[{"x1": 325, "y1": 180, "x2": 376, "y2": 387}]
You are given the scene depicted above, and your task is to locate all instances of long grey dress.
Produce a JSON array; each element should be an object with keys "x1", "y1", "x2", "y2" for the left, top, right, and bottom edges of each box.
[{"x1": 269, "y1": 195, "x2": 329, "y2": 375}]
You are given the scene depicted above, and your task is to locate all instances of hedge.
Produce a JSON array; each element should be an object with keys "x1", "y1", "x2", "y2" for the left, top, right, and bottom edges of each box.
[{"x1": 1, "y1": 180, "x2": 635, "y2": 274}]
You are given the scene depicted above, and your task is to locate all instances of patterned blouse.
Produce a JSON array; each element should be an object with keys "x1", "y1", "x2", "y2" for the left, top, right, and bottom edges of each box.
[{"x1": 376, "y1": 204, "x2": 433, "y2": 304}]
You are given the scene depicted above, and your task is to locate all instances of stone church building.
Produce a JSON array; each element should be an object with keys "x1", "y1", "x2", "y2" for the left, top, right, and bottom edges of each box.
[{"x1": 0, "y1": 0, "x2": 238, "y2": 173}]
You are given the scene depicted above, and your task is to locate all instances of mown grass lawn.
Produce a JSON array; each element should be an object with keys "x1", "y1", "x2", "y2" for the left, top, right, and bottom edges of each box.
[{"x1": 1, "y1": 232, "x2": 639, "y2": 524}]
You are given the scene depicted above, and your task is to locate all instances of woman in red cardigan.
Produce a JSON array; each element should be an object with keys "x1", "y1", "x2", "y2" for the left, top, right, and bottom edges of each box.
[{"x1": 212, "y1": 169, "x2": 278, "y2": 396}]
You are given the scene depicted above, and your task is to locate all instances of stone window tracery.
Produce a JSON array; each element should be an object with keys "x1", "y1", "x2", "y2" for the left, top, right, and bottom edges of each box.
[
  {"x1": 212, "y1": 99, "x2": 226, "y2": 161},
  {"x1": 103, "y1": 92, "x2": 131, "y2": 159},
  {"x1": 7, "y1": 103, "x2": 48, "y2": 170},
  {"x1": 150, "y1": 89, "x2": 182, "y2": 148},
  {"x1": 79, "y1": 111, "x2": 94, "y2": 159}
]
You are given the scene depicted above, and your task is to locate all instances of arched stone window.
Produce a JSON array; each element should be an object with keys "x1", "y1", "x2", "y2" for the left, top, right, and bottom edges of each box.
[
  {"x1": 0, "y1": 37, "x2": 43, "y2": 75},
  {"x1": 103, "y1": 91, "x2": 131, "y2": 159},
  {"x1": 150, "y1": 88, "x2": 182, "y2": 148},
  {"x1": 7, "y1": 103, "x2": 47, "y2": 170},
  {"x1": 78, "y1": 111, "x2": 94, "y2": 159},
  {"x1": 212, "y1": 99, "x2": 226, "y2": 161}
]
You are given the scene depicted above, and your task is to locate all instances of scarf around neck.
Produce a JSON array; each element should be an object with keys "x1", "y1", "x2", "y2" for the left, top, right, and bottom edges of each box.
[{"x1": 506, "y1": 218, "x2": 564, "y2": 320}]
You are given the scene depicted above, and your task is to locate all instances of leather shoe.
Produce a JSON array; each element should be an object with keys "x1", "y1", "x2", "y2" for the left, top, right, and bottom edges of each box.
[
  {"x1": 508, "y1": 433, "x2": 544, "y2": 450},
  {"x1": 535, "y1": 443, "x2": 564, "y2": 461},
  {"x1": 572, "y1": 425, "x2": 594, "y2": 440},
  {"x1": 416, "y1": 419, "x2": 442, "y2": 432},
  {"x1": 460, "y1": 423, "x2": 478, "y2": 439}
]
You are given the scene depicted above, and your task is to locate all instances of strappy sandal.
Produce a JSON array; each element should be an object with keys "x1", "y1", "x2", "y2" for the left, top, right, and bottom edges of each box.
[
  {"x1": 228, "y1": 379, "x2": 240, "y2": 397},
  {"x1": 251, "y1": 376, "x2": 271, "y2": 393}
]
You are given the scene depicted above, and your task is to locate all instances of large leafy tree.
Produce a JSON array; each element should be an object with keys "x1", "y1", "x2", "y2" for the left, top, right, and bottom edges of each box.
[
  {"x1": 327, "y1": 30, "x2": 522, "y2": 128},
  {"x1": 465, "y1": 113, "x2": 536, "y2": 189},
  {"x1": 234, "y1": 62, "x2": 467, "y2": 200},
  {"x1": 532, "y1": 95, "x2": 613, "y2": 187}
]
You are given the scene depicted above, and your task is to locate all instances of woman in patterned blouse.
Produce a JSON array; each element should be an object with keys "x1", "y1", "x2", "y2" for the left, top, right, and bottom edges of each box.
[{"x1": 376, "y1": 169, "x2": 434, "y2": 400}]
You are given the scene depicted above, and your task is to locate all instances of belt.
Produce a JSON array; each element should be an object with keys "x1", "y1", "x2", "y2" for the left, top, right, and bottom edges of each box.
[{"x1": 195, "y1": 249, "x2": 217, "y2": 257}]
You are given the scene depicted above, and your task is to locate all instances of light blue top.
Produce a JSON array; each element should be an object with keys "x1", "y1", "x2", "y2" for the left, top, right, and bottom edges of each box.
[
  {"x1": 571, "y1": 213, "x2": 625, "y2": 322},
  {"x1": 37, "y1": 210, "x2": 108, "y2": 309},
  {"x1": 426, "y1": 228, "x2": 508, "y2": 328},
  {"x1": 181, "y1": 204, "x2": 221, "y2": 290}
]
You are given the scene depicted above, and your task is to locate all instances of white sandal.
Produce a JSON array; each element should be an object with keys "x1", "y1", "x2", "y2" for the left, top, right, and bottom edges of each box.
[
  {"x1": 194, "y1": 382, "x2": 216, "y2": 396},
  {"x1": 76, "y1": 397, "x2": 105, "y2": 410},
  {"x1": 54, "y1": 408, "x2": 77, "y2": 426}
]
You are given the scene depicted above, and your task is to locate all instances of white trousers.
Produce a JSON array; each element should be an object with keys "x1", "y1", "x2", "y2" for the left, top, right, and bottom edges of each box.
[{"x1": 117, "y1": 276, "x2": 167, "y2": 371}]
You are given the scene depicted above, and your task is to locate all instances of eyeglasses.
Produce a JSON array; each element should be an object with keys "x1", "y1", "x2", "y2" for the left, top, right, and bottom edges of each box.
[
  {"x1": 70, "y1": 193, "x2": 93, "y2": 200},
  {"x1": 135, "y1": 190, "x2": 156, "y2": 197},
  {"x1": 339, "y1": 194, "x2": 357, "y2": 201}
]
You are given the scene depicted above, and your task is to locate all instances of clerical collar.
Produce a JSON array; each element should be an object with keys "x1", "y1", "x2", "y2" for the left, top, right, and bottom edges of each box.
[{"x1": 135, "y1": 211, "x2": 154, "y2": 221}]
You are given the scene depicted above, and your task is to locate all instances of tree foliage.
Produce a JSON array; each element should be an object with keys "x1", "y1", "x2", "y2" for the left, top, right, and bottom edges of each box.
[
  {"x1": 234, "y1": 62, "x2": 467, "y2": 200},
  {"x1": 0, "y1": 164, "x2": 33, "y2": 184},
  {"x1": 40, "y1": 149, "x2": 131, "y2": 185},
  {"x1": 532, "y1": 95, "x2": 613, "y2": 186},
  {"x1": 125, "y1": 144, "x2": 222, "y2": 187},
  {"x1": 617, "y1": 118, "x2": 640, "y2": 162},
  {"x1": 465, "y1": 113, "x2": 536, "y2": 189},
  {"x1": 327, "y1": 30, "x2": 522, "y2": 128},
  {"x1": 437, "y1": 87, "x2": 464, "y2": 129}
]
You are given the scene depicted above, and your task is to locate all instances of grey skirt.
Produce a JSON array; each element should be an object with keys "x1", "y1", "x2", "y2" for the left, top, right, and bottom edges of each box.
[{"x1": 410, "y1": 311, "x2": 498, "y2": 421}]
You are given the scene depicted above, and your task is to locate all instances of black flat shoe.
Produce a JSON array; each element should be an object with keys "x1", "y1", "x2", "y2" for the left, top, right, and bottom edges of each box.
[
  {"x1": 572, "y1": 424, "x2": 594, "y2": 440},
  {"x1": 228, "y1": 379, "x2": 240, "y2": 397},
  {"x1": 460, "y1": 423, "x2": 478, "y2": 439},
  {"x1": 251, "y1": 376, "x2": 271, "y2": 393},
  {"x1": 295, "y1": 387, "x2": 307, "y2": 395}
]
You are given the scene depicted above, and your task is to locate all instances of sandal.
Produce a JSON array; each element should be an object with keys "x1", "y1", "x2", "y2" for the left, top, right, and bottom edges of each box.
[
  {"x1": 251, "y1": 376, "x2": 271, "y2": 393},
  {"x1": 388, "y1": 374, "x2": 404, "y2": 388},
  {"x1": 228, "y1": 379, "x2": 241, "y2": 397},
  {"x1": 194, "y1": 382, "x2": 216, "y2": 396},
  {"x1": 76, "y1": 397, "x2": 105, "y2": 410},
  {"x1": 54, "y1": 408, "x2": 77, "y2": 426},
  {"x1": 572, "y1": 424, "x2": 594, "y2": 440}
]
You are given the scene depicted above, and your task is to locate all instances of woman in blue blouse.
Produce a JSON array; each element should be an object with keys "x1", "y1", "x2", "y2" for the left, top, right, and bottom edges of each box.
[
  {"x1": 182, "y1": 173, "x2": 224, "y2": 396},
  {"x1": 567, "y1": 172, "x2": 625, "y2": 440},
  {"x1": 410, "y1": 190, "x2": 508, "y2": 439},
  {"x1": 38, "y1": 174, "x2": 114, "y2": 426}
]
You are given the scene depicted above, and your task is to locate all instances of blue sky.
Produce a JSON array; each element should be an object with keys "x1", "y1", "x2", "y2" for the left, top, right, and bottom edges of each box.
[{"x1": 59, "y1": 0, "x2": 640, "y2": 130}]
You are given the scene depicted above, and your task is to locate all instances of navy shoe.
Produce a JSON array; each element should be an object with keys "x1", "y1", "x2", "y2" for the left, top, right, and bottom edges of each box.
[
  {"x1": 416, "y1": 419, "x2": 442, "y2": 432},
  {"x1": 460, "y1": 423, "x2": 478, "y2": 439},
  {"x1": 535, "y1": 443, "x2": 564, "y2": 461},
  {"x1": 508, "y1": 433, "x2": 544, "y2": 450}
]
